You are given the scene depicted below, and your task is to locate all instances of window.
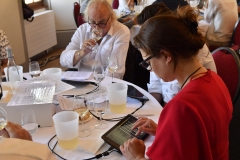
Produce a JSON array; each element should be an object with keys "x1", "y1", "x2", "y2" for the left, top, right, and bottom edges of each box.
[{"x1": 25, "y1": 0, "x2": 44, "y2": 10}]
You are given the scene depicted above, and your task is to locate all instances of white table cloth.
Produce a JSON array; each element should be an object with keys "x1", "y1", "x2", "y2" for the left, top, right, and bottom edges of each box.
[{"x1": 27, "y1": 74, "x2": 163, "y2": 160}]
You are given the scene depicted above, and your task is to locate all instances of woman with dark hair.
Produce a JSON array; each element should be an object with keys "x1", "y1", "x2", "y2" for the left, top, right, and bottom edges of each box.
[{"x1": 120, "y1": 6, "x2": 232, "y2": 160}]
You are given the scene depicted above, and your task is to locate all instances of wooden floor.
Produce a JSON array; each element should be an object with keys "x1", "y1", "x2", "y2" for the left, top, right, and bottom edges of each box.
[{"x1": 31, "y1": 48, "x2": 68, "y2": 71}]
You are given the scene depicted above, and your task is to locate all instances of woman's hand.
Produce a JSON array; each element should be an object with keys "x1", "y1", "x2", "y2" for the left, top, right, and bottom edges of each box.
[
  {"x1": 1, "y1": 122, "x2": 32, "y2": 141},
  {"x1": 132, "y1": 117, "x2": 157, "y2": 136},
  {"x1": 120, "y1": 138, "x2": 146, "y2": 160}
]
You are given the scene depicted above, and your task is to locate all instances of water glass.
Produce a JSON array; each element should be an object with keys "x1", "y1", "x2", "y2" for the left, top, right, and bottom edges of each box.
[
  {"x1": 29, "y1": 61, "x2": 41, "y2": 78},
  {"x1": 93, "y1": 91, "x2": 108, "y2": 129},
  {"x1": 21, "y1": 109, "x2": 38, "y2": 135},
  {"x1": 93, "y1": 65, "x2": 105, "y2": 90}
]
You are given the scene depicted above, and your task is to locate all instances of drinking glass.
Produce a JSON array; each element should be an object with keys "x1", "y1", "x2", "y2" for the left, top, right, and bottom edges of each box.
[
  {"x1": 189, "y1": 0, "x2": 199, "y2": 8},
  {"x1": 129, "y1": 2, "x2": 135, "y2": 14},
  {"x1": 107, "y1": 56, "x2": 119, "y2": 83},
  {"x1": 21, "y1": 109, "x2": 38, "y2": 135},
  {"x1": 91, "y1": 28, "x2": 102, "y2": 52},
  {"x1": 0, "y1": 107, "x2": 8, "y2": 137},
  {"x1": 29, "y1": 61, "x2": 41, "y2": 78},
  {"x1": 93, "y1": 91, "x2": 108, "y2": 129},
  {"x1": 93, "y1": 65, "x2": 105, "y2": 90},
  {"x1": 73, "y1": 95, "x2": 92, "y2": 138}
]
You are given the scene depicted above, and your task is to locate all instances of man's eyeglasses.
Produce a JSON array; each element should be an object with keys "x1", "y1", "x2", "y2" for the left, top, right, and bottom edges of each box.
[
  {"x1": 88, "y1": 14, "x2": 112, "y2": 28},
  {"x1": 139, "y1": 55, "x2": 155, "y2": 71}
]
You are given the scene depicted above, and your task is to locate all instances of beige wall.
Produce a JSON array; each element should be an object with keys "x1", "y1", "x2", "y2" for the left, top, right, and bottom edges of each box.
[{"x1": 0, "y1": 0, "x2": 29, "y2": 72}]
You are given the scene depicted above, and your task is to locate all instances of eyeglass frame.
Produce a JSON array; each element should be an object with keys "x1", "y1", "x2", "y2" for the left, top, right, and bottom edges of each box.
[
  {"x1": 88, "y1": 14, "x2": 112, "y2": 28},
  {"x1": 139, "y1": 55, "x2": 155, "y2": 71}
]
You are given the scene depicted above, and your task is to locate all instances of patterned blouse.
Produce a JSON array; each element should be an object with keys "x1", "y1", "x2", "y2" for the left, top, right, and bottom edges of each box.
[{"x1": 0, "y1": 30, "x2": 9, "y2": 60}]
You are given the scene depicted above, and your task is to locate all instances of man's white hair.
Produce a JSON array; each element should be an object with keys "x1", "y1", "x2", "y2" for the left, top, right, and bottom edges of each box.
[{"x1": 83, "y1": 0, "x2": 117, "y2": 22}]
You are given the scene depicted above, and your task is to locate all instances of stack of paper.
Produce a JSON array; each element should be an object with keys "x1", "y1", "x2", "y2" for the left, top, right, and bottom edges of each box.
[{"x1": 61, "y1": 71, "x2": 93, "y2": 81}]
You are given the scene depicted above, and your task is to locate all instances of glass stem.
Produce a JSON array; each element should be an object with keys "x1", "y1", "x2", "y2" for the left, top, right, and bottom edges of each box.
[
  {"x1": 99, "y1": 114, "x2": 103, "y2": 125},
  {"x1": 80, "y1": 119, "x2": 84, "y2": 131},
  {"x1": 98, "y1": 82, "x2": 101, "y2": 89},
  {"x1": 112, "y1": 73, "x2": 114, "y2": 83}
]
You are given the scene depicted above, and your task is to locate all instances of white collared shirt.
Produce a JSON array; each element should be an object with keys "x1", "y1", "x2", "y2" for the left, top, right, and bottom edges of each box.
[
  {"x1": 204, "y1": 0, "x2": 238, "y2": 42},
  {"x1": 60, "y1": 21, "x2": 130, "y2": 79}
]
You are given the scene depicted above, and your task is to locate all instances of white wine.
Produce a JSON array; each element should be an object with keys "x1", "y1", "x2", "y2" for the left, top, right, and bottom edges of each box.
[
  {"x1": 22, "y1": 123, "x2": 38, "y2": 135},
  {"x1": 58, "y1": 137, "x2": 78, "y2": 150},
  {"x1": 109, "y1": 103, "x2": 126, "y2": 114},
  {"x1": 0, "y1": 118, "x2": 7, "y2": 130},
  {"x1": 92, "y1": 31, "x2": 102, "y2": 41},
  {"x1": 94, "y1": 74, "x2": 105, "y2": 83},
  {"x1": 74, "y1": 108, "x2": 89, "y2": 119},
  {"x1": 29, "y1": 71, "x2": 41, "y2": 78},
  {"x1": 108, "y1": 65, "x2": 118, "y2": 73}
]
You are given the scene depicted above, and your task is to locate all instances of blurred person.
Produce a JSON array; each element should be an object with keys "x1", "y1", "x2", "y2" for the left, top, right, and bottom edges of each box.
[
  {"x1": 60, "y1": 0, "x2": 130, "y2": 79},
  {"x1": 204, "y1": 0, "x2": 238, "y2": 47},
  {"x1": 152, "y1": 0, "x2": 188, "y2": 11},
  {"x1": 120, "y1": 6, "x2": 232, "y2": 160},
  {"x1": 0, "y1": 122, "x2": 56, "y2": 160},
  {"x1": 0, "y1": 30, "x2": 10, "y2": 75}
]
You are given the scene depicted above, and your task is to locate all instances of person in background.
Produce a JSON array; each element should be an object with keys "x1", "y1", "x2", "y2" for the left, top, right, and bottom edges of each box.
[
  {"x1": 120, "y1": 6, "x2": 232, "y2": 160},
  {"x1": 60, "y1": 0, "x2": 130, "y2": 79},
  {"x1": 152, "y1": 0, "x2": 188, "y2": 11},
  {"x1": 0, "y1": 30, "x2": 9, "y2": 75},
  {"x1": 0, "y1": 122, "x2": 56, "y2": 160},
  {"x1": 204, "y1": 0, "x2": 238, "y2": 47}
]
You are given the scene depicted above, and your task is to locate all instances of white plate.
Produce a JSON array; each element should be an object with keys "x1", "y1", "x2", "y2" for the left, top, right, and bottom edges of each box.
[{"x1": 79, "y1": 114, "x2": 93, "y2": 123}]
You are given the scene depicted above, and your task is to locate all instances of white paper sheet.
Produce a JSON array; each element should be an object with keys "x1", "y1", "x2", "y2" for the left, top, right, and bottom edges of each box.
[{"x1": 62, "y1": 71, "x2": 93, "y2": 81}]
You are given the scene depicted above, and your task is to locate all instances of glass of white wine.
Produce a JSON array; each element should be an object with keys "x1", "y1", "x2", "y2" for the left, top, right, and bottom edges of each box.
[
  {"x1": 91, "y1": 28, "x2": 102, "y2": 52},
  {"x1": 21, "y1": 109, "x2": 38, "y2": 135},
  {"x1": 93, "y1": 65, "x2": 105, "y2": 90},
  {"x1": 29, "y1": 61, "x2": 41, "y2": 78},
  {"x1": 73, "y1": 95, "x2": 92, "y2": 138},
  {"x1": 0, "y1": 107, "x2": 8, "y2": 137},
  {"x1": 189, "y1": 0, "x2": 199, "y2": 8},
  {"x1": 93, "y1": 90, "x2": 108, "y2": 129},
  {"x1": 107, "y1": 56, "x2": 119, "y2": 83}
]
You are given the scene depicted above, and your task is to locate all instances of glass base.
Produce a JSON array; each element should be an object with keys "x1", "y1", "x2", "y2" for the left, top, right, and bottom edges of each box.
[
  {"x1": 79, "y1": 129, "x2": 92, "y2": 138},
  {"x1": 94, "y1": 122, "x2": 108, "y2": 129}
]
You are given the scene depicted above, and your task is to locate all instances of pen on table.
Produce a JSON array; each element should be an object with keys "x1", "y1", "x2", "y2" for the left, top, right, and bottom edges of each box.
[{"x1": 133, "y1": 113, "x2": 155, "y2": 117}]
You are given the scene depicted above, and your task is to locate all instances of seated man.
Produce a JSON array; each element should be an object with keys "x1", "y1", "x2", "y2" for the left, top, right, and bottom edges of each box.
[
  {"x1": 204, "y1": 0, "x2": 238, "y2": 47},
  {"x1": 60, "y1": 0, "x2": 130, "y2": 79},
  {"x1": 148, "y1": 44, "x2": 217, "y2": 105}
]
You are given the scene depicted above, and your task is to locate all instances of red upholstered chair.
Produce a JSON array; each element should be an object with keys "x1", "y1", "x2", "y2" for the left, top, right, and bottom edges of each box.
[
  {"x1": 73, "y1": 2, "x2": 85, "y2": 27},
  {"x1": 112, "y1": 0, "x2": 119, "y2": 9},
  {"x1": 231, "y1": 18, "x2": 240, "y2": 47},
  {"x1": 212, "y1": 47, "x2": 240, "y2": 105}
]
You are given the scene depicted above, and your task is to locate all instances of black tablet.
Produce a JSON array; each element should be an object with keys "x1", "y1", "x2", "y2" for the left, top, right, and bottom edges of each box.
[
  {"x1": 101, "y1": 114, "x2": 149, "y2": 153},
  {"x1": 127, "y1": 84, "x2": 149, "y2": 102}
]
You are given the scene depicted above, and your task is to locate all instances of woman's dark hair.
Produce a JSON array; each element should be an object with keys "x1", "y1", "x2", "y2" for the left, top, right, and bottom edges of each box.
[
  {"x1": 136, "y1": 2, "x2": 172, "y2": 25},
  {"x1": 134, "y1": 5, "x2": 205, "y2": 70}
]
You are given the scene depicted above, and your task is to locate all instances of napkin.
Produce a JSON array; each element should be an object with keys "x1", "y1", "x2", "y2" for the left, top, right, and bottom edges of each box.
[{"x1": 78, "y1": 130, "x2": 105, "y2": 154}]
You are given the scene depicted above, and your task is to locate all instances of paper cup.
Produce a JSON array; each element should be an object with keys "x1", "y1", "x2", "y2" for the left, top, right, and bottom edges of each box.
[
  {"x1": 53, "y1": 111, "x2": 79, "y2": 150},
  {"x1": 43, "y1": 68, "x2": 62, "y2": 80},
  {"x1": 107, "y1": 83, "x2": 128, "y2": 114}
]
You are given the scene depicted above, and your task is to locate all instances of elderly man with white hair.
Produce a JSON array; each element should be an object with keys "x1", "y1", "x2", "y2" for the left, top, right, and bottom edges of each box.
[{"x1": 60, "y1": 0, "x2": 130, "y2": 79}]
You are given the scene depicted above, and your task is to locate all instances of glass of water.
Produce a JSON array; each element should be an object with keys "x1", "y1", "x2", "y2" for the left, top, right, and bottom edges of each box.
[
  {"x1": 21, "y1": 109, "x2": 38, "y2": 135},
  {"x1": 93, "y1": 65, "x2": 105, "y2": 90},
  {"x1": 29, "y1": 61, "x2": 41, "y2": 78}
]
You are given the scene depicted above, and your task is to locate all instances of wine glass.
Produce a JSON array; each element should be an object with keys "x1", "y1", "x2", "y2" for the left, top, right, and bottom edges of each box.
[
  {"x1": 0, "y1": 107, "x2": 8, "y2": 137},
  {"x1": 29, "y1": 61, "x2": 41, "y2": 78},
  {"x1": 107, "y1": 56, "x2": 119, "y2": 83},
  {"x1": 91, "y1": 28, "x2": 102, "y2": 52},
  {"x1": 21, "y1": 109, "x2": 38, "y2": 135},
  {"x1": 129, "y1": 2, "x2": 135, "y2": 14},
  {"x1": 93, "y1": 65, "x2": 105, "y2": 90},
  {"x1": 73, "y1": 95, "x2": 92, "y2": 138},
  {"x1": 93, "y1": 90, "x2": 108, "y2": 129},
  {"x1": 189, "y1": 0, "x2": 200, "y2": 8}
]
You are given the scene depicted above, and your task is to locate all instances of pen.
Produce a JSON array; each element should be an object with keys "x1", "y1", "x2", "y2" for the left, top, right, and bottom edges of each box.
[{"x1": 133, "y1": 113, "x2": 155, "y2": 117}]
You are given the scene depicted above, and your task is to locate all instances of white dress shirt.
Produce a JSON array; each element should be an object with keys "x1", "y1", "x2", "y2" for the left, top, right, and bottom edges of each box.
[
  {"x1": 148, "y1": 44, "x2": 217, "y2": 103},
  {"x1": 204, "y1": 0, "x2": 238, "y2": 42},
  {"x1": 60, "y1": 21, "x2": 130, "y2": 79}
]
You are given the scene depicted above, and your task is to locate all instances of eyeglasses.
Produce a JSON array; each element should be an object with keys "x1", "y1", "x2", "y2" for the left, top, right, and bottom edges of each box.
[
  {"x1": 88, "y1": 14, "x2": 112, "y2": 28},
  {"x1": 139, "y1": 55, "x2": 155, "y2": 71}
]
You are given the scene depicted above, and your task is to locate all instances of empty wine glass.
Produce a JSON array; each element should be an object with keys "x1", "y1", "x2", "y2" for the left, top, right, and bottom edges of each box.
[
  {"x1": 93, "y1": 90, "x2": 108, "y2": 129},
  {"x1": 73, "y1": 95, "x2": 92, "y2": 138},
  {"x1": 93, "y1": 65, "x2": 105, "y2": 90},
  {"x1": 0, "y1": 107, "x2": 8, "y2": 137},
  {"x1": 29, "y1": 61, "x2": 41, "y2": 78},
  {"x1": 21, "y1": 109, "x2": 38, "y2": 135},
  {"x1": 91, "y1": 28, "x2": 103, "y2": 52},
  {"x1": 107, "y1": 56, "x2": 119, "y2": 83}
]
